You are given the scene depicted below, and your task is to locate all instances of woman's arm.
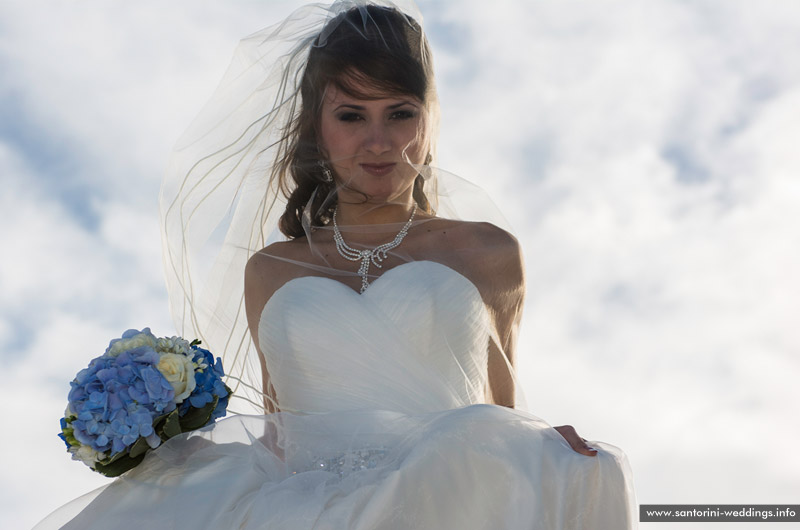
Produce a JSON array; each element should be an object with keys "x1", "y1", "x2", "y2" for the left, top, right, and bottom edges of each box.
[
  {"x1": 244, "y1": 249, "x2": 282, "y2": 413},
  {"x1": 471, "y1": 224, "x2": 597, "y2": 456},
  {"x1": 459, "y1": 222, "x2": 525, "y2": 408},
  {"x1": 486, "y1": 229, "x2": 525, "y2": 409}
]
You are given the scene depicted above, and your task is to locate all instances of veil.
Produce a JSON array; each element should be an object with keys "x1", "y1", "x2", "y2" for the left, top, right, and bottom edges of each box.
[{"x1": 159, "y1": 0, "x2": 523, "y2": 416}]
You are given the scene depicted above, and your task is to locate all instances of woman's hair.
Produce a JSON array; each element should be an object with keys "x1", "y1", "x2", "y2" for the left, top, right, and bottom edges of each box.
[{"x1": 276, "y1": 4, "x2": 437, "y2": 238}]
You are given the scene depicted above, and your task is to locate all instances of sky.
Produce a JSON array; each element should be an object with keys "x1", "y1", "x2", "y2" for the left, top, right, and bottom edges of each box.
[{"x1": 1, "y1": 1, "x2": 799, "y2": 529}]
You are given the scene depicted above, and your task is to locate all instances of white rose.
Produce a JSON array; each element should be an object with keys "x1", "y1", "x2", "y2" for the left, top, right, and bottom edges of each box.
[
  {"x1": 106, "y1": 331, "x2": 157, "y2": 357},
  {"x1": 156, "y1": 336, "x2": 193, "y2": 356},
  {"x1": 70, "y1": 444, "x2": 107, "y2": 467},
  {"x1": 157, "y1": 353, "x2": 196, "y2": 403}
]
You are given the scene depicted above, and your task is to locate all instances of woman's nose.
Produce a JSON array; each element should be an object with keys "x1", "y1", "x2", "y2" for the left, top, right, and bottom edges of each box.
[{"x1": 363, "y1": 123, "x2": 392, "y2": 155}]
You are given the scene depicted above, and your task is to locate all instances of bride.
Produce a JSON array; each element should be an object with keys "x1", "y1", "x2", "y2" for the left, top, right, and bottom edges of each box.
[{"x1": 37, "y1": 1, "x2": 636, "y2": 528}]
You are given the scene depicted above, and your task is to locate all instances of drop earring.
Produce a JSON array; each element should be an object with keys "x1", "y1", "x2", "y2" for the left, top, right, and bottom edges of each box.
[{"x1": 319, "y1": 160, "x2": 333, "y2": 183}]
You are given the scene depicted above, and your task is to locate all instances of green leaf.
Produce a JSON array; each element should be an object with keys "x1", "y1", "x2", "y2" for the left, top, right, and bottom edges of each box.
[
  {"x1": 128, "y1": 436, "x2": 151, "y2": 459},
  {"x1": 101, "y1": 449, "x2": 128, "y2": 466},
  {"x1": 94, "y1": 453, "x2": 146, "y2": 478},
  {"x1": 179, "y1": 396, "x2": 218, "y2": 432},
  {"x1": 190, "y1": 339, "x2": 202, "y2": 347},
  {"x1": 159, "y1": 409, "x2": 182, "y2": 440},
  {"x1": 153, "y1": 411, "x2": 170, "y2": 423},
  {"x1": 60, "y1": 426, "x2": 79, "y2": 448}
]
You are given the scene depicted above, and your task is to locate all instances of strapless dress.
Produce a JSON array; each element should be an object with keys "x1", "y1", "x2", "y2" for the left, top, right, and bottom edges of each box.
[{"x1": 36, "y1": 261, "x2": 636, "y2": 529}]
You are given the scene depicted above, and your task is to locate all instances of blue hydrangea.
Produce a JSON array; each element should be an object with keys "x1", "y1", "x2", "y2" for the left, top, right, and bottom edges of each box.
[
  {"x1": 178, "y1": 346, "x2": 229, "y2": 422},
  {"x1": 67, "y1": 343, "x2": 175, "y2": 457}
]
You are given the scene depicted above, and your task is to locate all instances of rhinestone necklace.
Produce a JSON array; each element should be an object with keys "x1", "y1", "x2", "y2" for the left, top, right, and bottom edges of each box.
[{"x1": 332, "y1": 204, "x2": 417, "y2": 293}]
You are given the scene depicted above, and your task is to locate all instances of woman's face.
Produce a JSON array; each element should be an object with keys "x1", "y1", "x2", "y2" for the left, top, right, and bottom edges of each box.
[{"x1": 318, "y1": 77, "x2": 428, "y2": 206}]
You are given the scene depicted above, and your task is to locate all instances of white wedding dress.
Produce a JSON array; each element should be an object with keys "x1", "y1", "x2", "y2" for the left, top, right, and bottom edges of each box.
[{"x1": 38, "y1": 261, "x2": 636, "y2": 529}]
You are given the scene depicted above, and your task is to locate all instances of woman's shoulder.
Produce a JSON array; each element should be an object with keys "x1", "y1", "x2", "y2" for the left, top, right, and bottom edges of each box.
[
  {"x1": 422, "y1": 216, "x2": 517, "y2": 244},
  {"x1": 247, "y1": 238, "x2": 309, "y2": 270},
  {"x1": 464, "y1": 222, "x2": 524, "y2": 298},
  {"x1": 425, "y1": 217, "x2": 522, "y2": 268},
  {"x1": 245, "y1": 238, "x2": 310, "y2": 309},
  {"x1": 422, "y1": 218, "x2": 524, "y2": 303},
  {"x1": 461, "y1": 221, "x2": 520, "y2": 254}
]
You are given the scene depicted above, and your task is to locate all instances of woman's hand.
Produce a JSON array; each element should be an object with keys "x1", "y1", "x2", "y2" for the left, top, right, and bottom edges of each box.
[{"x1": 555, "y1": 425, "x2": 598, "y2": 457}]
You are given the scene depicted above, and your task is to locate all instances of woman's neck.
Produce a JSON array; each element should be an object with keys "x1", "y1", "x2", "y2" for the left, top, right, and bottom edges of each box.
[
  {"x1": 330, "y1": 198, "x2": 421, "y2": 248},
  {"x1": 334, "y1": 200, "x2": 416, "y2": 228}
]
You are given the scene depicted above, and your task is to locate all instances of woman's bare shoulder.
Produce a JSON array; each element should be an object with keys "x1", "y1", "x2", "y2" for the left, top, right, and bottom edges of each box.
[
  {"x1": 431, "y1": 219, "x2": 522, "y2": 274},
  {"x1": 462, "y1": 221, "x2": 520, "y2": 253},
  {"x1": 464, "y1": 223, "x2": 524, "y2": 297},
  {"x1": 421, "y1": 218, "x2": 524, "y2": 305},
  {"x1": 244, "y1": 239, "x2": 310, "y2": 313},
  {"x1": 423, "y1": 217, "x2": 518, "y2": 248},
  {"x1": 246, "y1": 239, "x2": 308, "y2": 275}
]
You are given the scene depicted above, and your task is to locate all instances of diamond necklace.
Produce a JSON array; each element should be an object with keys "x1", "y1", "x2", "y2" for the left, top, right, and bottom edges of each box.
[{"x1": 332, "y1": 204, "x2": 417, "y2": 293}]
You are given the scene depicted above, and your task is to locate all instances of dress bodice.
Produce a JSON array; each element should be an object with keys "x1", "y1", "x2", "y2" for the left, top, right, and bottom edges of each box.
[{"x1": 259, "y1": 261, "x2": 490, "y2": 414}]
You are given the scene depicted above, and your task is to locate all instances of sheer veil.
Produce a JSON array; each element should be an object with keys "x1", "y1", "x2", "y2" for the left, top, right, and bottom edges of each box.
[{"x1": 160, "y1": 0, "x2": 521, "y2": 416}]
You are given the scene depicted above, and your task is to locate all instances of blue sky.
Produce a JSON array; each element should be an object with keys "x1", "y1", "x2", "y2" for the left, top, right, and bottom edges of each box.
[{"x1": 2, "y1": 1, "x2": 799, "y2": 528}]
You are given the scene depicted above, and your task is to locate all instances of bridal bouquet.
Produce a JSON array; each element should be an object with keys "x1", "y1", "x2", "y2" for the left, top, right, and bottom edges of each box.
[{"x1": 58, "y1": 328, "x2": 232, "y2": 477}]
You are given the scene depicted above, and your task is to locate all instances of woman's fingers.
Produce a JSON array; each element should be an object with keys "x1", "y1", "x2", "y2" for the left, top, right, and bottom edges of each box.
[{"x1": 554, "y1": 425, "x2": 598, "y2": 457}]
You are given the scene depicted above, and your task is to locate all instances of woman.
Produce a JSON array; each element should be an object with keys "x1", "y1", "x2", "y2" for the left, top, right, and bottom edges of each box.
[{"x1": 38, "y1": 2, "x2": 636, "y2": 528}]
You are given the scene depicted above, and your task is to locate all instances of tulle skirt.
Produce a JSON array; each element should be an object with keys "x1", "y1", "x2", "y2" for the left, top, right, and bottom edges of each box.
[{"x1": 36, "y1": 404, "x2": 636, "y2": 530}]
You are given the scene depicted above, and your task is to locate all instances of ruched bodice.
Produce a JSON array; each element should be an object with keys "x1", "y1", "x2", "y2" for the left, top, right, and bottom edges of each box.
[{"x1": 259, "y1": 261, "x2": 490, "y2": 414}]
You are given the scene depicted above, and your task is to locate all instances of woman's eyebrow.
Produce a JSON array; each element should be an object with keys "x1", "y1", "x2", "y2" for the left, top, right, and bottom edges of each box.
[
  {"x1": 333, "y1": 101, "x2": 418, "y2": 111},
  {"x1": 388, "y1": 101, "x2": 419, "y2": 109},
  {"x1": 334, "y1": 104, "x2": 366, "y2": 111}
]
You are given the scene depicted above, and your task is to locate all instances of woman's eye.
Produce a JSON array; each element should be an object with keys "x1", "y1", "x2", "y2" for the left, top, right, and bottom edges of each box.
[
  {"x1": 390, "y1": 110, "x2": 416, "y2": 120},
  {"x1": 337, "y1": 112, "x2": 363, "y2": 122}
]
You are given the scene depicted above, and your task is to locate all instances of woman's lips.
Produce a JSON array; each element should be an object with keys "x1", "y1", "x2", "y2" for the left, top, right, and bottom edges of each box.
[{"x1": 360, "y1": 163, "x2": 396, "y2": 176}]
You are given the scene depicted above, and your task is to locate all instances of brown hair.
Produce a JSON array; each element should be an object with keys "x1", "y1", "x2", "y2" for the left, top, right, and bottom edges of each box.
[{"x1": 275, "y1": 5, "x2": 436, "y2": 238}]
